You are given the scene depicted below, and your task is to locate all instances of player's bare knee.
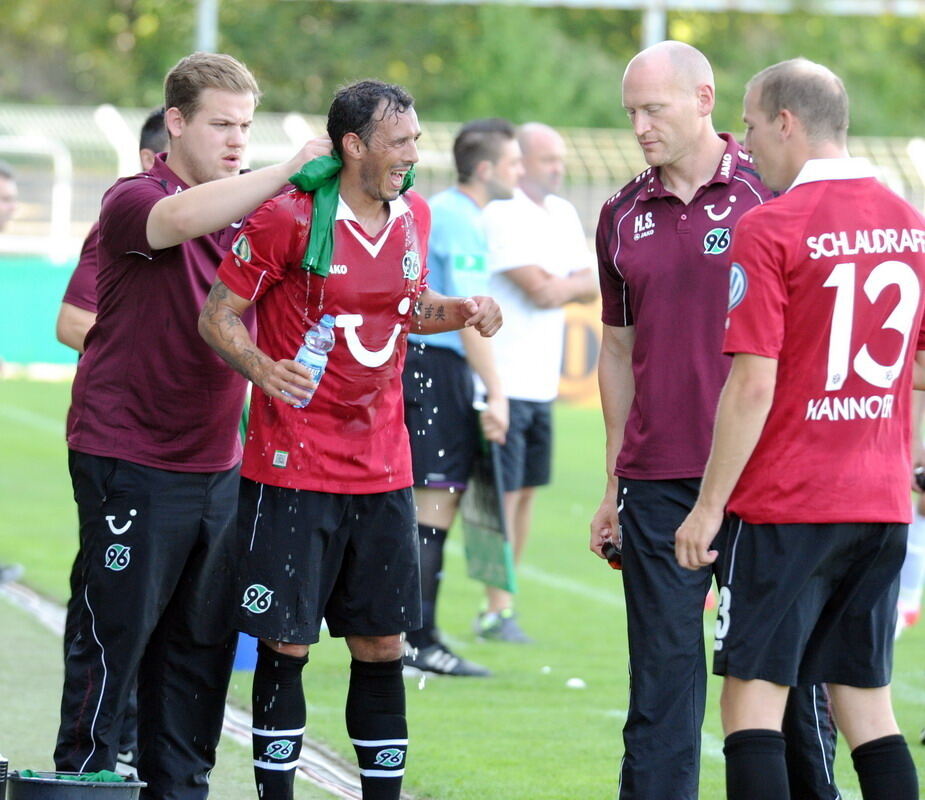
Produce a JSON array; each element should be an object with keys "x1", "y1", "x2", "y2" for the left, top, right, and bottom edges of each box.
[
  {"x1": 260, "y1": 638, "x2": 310, "y2": 659},
  {"x1": 346, "y1": 634, "x2": 403, "y2": 662}
]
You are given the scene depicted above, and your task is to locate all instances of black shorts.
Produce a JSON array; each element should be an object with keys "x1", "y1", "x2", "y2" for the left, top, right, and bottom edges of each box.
[
  {"x1": 714, "y1": 516, "x2": 905, "y2": 688},
  {"x1": 497, "y1": 399, "x2": 552, "y2": 492},
  {"x1": 235, "y1": 478, "x2": 422, "y2": 644},
  {"x1": 402, "y1": 342, "x2": 479, "y2": 489}
]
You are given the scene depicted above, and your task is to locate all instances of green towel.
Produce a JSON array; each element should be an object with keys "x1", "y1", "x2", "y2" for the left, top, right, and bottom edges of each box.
[
  {"x1": 289, "y1": 154, "x2": 415, "y2": 279},
  {"x1": 18, "y1": 769, "x2": 126, "y2": 782}
]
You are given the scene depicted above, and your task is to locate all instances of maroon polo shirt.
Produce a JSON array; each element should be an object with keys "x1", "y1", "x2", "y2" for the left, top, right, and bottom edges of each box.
[
  {"x1": 62, "y1": 222, "x2": 100, "y2": 313},
  {"x1": 596, "y1": 134, "x2": 772, "y2": 480},
  {"x1": 67, "y1": 154, "x2": 254, "y2": 472}
]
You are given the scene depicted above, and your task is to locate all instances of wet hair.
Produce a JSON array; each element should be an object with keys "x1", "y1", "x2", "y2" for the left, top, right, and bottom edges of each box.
[
  {"x1": 327, "y1": 79, "x2": 414, "y2": 156},
  {"x1": 747, "y1": 58, "x2": 849, "y2": 144},
  {"x1": 453, "y1": 118, "x2": 517, "y2": 183},
  {"x1": 164, "y1": 52, "x2": 260, "y2": 122},
  {"x1": 139, "y1": 107, "x2": 168, "y2": 153}
]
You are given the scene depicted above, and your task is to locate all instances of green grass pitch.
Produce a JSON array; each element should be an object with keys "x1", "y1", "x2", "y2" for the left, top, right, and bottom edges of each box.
[{"x1": 1, "y1": 377, "x2": 923, "y2": 799}]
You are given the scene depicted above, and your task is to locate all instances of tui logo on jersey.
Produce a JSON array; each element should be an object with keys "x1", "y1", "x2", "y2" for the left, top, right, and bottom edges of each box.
[
  {"x1": 104, "y1": 544, "x2": 132, "y2": 572},
  {"x1": 373, "y1": 748, "x2": 405, "y2": 768},
  {"x1": 264, "y1": 739, "x2": 296, "y2": 760},
  {"x1": 402, "y1": 250, "x2": 421, "y2": 280},
  {"x1": 335, "y1": 296, "x2": 412, "y2": 368},
  {"x1": 728, "y1": 262, "x2": 748, "y2": 311},
  {"x1": 231, "y1": 234, "x2": 252, "y2": 263},
  {"x1": 241, "y1": 584, "x2": 274, "y2": 614},
  {"x1": 705, "y1": 200, "x2": 735, "y2": 222},
  {"x1": 704, "y1": 227, "x2": 731, "y2": 255}
]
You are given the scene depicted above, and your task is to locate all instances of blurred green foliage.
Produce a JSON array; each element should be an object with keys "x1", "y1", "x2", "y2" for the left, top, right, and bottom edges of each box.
[{"x1": 1, "y1": 0, "x2": 924, "y2": 135}]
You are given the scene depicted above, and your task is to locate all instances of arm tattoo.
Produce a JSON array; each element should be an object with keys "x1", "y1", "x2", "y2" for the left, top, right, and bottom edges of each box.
[{"x1": 201, "y1": 282, "x2": 266, "y2": 383}]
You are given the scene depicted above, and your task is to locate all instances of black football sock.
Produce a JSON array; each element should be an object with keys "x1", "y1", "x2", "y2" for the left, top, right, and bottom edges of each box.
[
  {"x1": 346, "y1": 658, "x2": 407, "y2": 800},
  {"x1": 252, "y1": 642, "x2": 308, "y2": 800},
  {"x1": 405, "y1": 524, "x2": 447, "y2": 650},
  {"x1": 852, "y1": 734, "x2": 919, "y2": 800},
  {"x1": 724, "y1": 729, "x2": 789, "y2": 800}
]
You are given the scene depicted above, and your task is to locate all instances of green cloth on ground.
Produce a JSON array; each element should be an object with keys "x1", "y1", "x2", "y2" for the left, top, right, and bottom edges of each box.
[
  {"x1": 288, "y1": 154, "x2": 416, "y2": 279},
  {"x1": 17, "y1": 769, "x2": 125, "y2": 782}
]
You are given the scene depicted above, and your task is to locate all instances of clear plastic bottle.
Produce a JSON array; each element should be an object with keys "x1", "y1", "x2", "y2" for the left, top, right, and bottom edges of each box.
[{"x1": 291, "y1": 314, "x2": 335, "y2": 408}]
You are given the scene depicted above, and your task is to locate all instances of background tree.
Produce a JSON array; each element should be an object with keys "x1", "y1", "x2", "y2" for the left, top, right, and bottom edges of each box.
[{"x1": 1, "y1": 1, "x2": 923, "y2": 135}]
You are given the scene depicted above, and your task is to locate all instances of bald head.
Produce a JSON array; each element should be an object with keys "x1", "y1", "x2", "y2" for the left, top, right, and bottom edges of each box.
[
  {"x1": 518, "y1": 122, "x2": 563, "y2": 158},
  {"x1": 621, "y1": 41, "x2": 718, "y2": 169},
  {"x1": 624, "y1": 40, "x2": 714, "y2": 95},
  {"x1": 746, "y1": 58, "x2": 848, "y2": 145},
  {"x1": 517, "y1": 122, "x2": 567, "y2": 200}
]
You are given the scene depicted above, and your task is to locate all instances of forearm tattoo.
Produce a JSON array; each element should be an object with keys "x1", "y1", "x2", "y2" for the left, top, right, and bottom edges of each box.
[
  {"x1": 201, "y1": 282, "x2": 265, "y2": 382},
  {"x1": 416, "y1": 303, "x2": 447, "y2": 324}
]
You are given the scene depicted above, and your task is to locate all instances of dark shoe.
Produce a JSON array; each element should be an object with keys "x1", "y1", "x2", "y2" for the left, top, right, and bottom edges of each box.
[{"x1": 402, "y1": 642, "x2": 491, "y2": 677}]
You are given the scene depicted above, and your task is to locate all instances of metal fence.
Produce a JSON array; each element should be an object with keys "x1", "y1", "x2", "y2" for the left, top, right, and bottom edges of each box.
[{"x1": 1, "y1": 102, "x2": 924, "y2": 262}]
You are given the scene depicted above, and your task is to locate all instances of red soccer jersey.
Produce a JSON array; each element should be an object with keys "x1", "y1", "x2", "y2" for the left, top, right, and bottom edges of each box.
[
  {"x1": 724, "y1": 158, "x2": 925, "y2": 523},
  {"x1": 217, "y1": 188, "x2": 430, "y2": 493}
]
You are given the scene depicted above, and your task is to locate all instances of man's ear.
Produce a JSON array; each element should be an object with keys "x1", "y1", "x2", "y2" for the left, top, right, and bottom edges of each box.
[
  {"x1": 777, "y1": 108, "x2": 797, "y2": 140},
  {"x1": 341, "y1": 132, "x2": 365, "y2": 162},
  {"x1": 165, "y1": 107, "x2": 184, "y2": 138},
  {"x1": 696, "y1": 82, "x2": 716, "y2": 118},
  {"x1": 473, "y1": 159, "x2": 492, "y2": 183}
]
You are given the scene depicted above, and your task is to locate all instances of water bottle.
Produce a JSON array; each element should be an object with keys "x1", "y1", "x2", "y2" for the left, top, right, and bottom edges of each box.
[{"x1": 291, "y1": 314, "x2": 335, "y2": 409}]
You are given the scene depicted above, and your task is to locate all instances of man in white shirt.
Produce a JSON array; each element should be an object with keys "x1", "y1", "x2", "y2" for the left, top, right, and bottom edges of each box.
[{"x1": 478, "y1": 122, "x2": 598, "y2": 641}]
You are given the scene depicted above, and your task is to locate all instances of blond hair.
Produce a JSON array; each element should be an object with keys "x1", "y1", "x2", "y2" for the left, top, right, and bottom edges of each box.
[{"x1": 164, "y1": 52, "x2": 260, "y2": 121}]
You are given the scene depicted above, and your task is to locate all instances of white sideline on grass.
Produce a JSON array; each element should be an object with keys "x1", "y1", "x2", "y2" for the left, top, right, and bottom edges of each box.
[{"x1": 0, "y1": 581, "x2": 414, "y2": 800}]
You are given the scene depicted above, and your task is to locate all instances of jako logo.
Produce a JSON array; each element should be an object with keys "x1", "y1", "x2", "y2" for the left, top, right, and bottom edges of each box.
[
  {"x1": 720, "y1": 152, "x2": 733, "y2": 179},
  {"x1": 330, "y1": 264, "x2": 348, "y2": 275},
  {"x1": 374, "y1": 748, "x2": 405, "y2": 768},
  {"x1": 241, "y1": 584, "x2": 274, "y2": 614}
]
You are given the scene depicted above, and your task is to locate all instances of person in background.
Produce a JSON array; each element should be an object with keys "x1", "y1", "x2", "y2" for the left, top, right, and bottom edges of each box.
[
  {"x1": 477, "y1": 121, "x2": 598, "y2": 642},
  {"x1": 0, "y1": 161, "x2": 18, "y2": 231},
  {"x1": 56, "y1": 108, "x2": 168, "y2": 353},
  {"x1": 401, "y1": 117, "x2": 522, "y2": 677}
]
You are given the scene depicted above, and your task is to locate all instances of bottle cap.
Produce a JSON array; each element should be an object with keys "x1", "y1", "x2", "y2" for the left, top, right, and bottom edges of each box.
[{"x1": 320, "y1": 314, "x2": 335, "y2": 327}]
